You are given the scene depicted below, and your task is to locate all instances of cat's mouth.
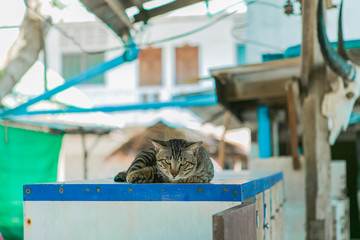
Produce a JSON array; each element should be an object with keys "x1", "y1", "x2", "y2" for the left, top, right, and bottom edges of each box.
[{"x1": 171, "y1": 176, "x2": 181, "y2": 180}]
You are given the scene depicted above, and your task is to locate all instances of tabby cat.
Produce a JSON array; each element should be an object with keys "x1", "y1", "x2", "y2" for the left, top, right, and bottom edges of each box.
[{"x1": 114, "y1": 138, "x2": 214, "y2": 183}]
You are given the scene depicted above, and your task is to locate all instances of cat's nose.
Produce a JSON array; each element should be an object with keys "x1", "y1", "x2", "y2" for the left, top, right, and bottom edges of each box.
[{"x1": 170, "y1": 169, "x2": 178, "y2": 177}]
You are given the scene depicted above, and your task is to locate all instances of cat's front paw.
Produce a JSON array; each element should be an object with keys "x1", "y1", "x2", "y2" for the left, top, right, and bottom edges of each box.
[{"x1": 126, "y1": 172, "x2": 147, "y2": 183}]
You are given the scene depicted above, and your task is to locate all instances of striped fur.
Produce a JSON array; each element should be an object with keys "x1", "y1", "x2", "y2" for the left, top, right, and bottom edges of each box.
[{"x1": 114, "y1": 139, "x2": 214, "y2": 183}]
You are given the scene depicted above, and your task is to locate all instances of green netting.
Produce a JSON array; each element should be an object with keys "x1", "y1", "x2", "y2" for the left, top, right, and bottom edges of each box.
[{"x1": 0, "y1": 125, "x2": 64, "y2": 240}]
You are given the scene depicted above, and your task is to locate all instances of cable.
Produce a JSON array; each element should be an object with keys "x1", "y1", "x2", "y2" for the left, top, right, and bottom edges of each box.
[
  {"x1": 0, "y1": 25, "x2": 21, "y2": 29},
  {"x1": 231, "y1": 31, "x2": 285, "y2": 52},
  {"x1": 139, "y1": 9, "x2": 239, "y2": 47},
  {"x1": 22, "y1": 0, "x2": 289, "y2": 55}
]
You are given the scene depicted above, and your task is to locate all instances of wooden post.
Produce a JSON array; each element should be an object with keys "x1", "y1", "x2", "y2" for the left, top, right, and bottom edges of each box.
[
  {"x1": 301, "y1": 0, "x2": 332, "y2": 239},
  {"x1": 81, "y1": 133, "x2": 88, "y2": 180},
  {"x1": 218, "y1": 111, "x2": 232, "y2": 169},
  {"x1": 285, "y1": 81, "x2": 301, "y2": 169}
]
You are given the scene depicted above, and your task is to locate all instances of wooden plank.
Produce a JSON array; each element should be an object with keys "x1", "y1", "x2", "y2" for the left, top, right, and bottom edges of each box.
[
  {"x1": 285, "y1": 81, "x2": 301, "y2": 170},
  {"x1": 134, "y1": 0, "x2": 205, "y2": 22},
  {"x1": 213, "y1": 203, "x2": 256, "y2": 240},
  {"x1": 104, "y1": 0, "x2": 133, "y2": 30},
  {"x1": 301, "y1": 0, "x2": 333, "y2": 239},
  {"x1": 211, "y1": 57, "x2": 300, "y2": 78},
  {"x1": 272, "y1": 181, "x2": 286, "y2": 240},
  {"x1": 226, "y1": 78, "x2": 292, "y2": 102},
  {"x1": 255, "y1": 193, "x2": 264, "y2": 240},
  {"x1": 270, "y1": 183, "x2": 280, "y2": 240},
  {"x1": 300, "y1": 0, "x2": 316, "y2": 94},
  {"x1": 264, "y1": 189, "x2": 271, "y2": 240}
]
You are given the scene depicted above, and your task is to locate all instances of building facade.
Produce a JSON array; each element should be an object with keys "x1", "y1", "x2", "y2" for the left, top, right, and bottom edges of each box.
[{"x1": 45, "y1": 13, "x2": 246, "y2": 106}]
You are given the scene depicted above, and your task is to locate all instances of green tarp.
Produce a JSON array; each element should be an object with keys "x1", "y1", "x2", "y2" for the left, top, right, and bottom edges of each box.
[{"x1": 0, "y1": 125, "x2": 63, "y2": 240}]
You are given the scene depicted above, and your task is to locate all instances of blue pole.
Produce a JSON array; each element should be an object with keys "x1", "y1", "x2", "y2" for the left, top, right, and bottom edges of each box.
[
  {"x1": 0, "y1": 44, "x2": 139, "y2": 118},
  {"x1": 257, "y1": 105, "x2": 272, "y2": 158},
  {"x1": 8, "y1": 94, "x2": 218, "y2": 116}
]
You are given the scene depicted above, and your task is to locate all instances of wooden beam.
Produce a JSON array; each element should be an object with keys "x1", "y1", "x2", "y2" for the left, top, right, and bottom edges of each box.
[
  {"x1": 211, "y1": 57, "x2": 301, "y2": 80},
  {"x1": 134, "y1": 0, "x2": 205, "y2": 22},
  {"x1": 301, "y1": 0, "x2": 333, "y2": 239},
  {"x1": 285, "y1": 81, "x2": 301, "y2": 170},
  {"x1": 226, "y1": 78, "x2": 292, "y2": 102},
  {"x1": 121, "y1": 0, "x2": 152, "y2": 9},
  {"x1": 104, "y1": 0, "x2": 133, "y2": 30}
]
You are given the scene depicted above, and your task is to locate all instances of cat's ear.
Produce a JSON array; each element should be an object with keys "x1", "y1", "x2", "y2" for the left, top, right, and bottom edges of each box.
[
  {"x1": 149, "y1": 139, "x2": 167, "y2": 152},
  {"x1": 185, "y1": 141, "x2": 203, "y2": 155}
]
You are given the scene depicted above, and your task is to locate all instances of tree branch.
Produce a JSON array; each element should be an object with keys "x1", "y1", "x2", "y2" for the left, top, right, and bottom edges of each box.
[{"x1": 0, "y1": 0, "x2": 51, "y2": 100}]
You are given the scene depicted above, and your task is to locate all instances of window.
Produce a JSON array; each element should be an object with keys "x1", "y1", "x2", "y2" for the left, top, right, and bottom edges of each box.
[
  {"x1": 138, "y1": 47, "x2": 162, "y2": 86},
  {"x1": 175, "y1": 45, "x2": 199, "y2": 84},
  {"x1": 237, "y1": 45, "x2": 246, "y2": 65},
  {"x1": 62, "y1": 53, "x2": 105, "y2": 84}
]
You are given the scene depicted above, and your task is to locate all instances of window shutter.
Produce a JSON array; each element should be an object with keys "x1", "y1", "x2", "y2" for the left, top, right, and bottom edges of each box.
[
  {"x1": 62, "y1": 53, "x2": 105, "y2": 84},
  {"x1": 85, "y1": 53, "x2": 105, "y2": 84},
  {"x1": 62, "y1": 54, "x2": 81, "y2": 80},
  {"x1": 176, "y1": 45, "x2": 199, "y2": 84},
  {"x1": 139, "y1": 47, "x2": 162, "y2": 86}
]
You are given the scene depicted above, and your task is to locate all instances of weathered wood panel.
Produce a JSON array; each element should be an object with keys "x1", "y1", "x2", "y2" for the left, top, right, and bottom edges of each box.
[
  {"x1": 213, "y1": 203, "x2": 256, "y2": 240},
  {"x1": 264, "y1": 189, "x2": 271, "y2": 240},
  {"x1": 134, "y1": 0, "x2": 205, "y2": 22},
  {"x1": 301, "y1": 0, "x2": 333, "y2": 238},
  {"x1": 226, "y1": 78, "x2": 292, "y2": 102},
  {"x1": 256, "y1": 193, "x2": 264, "y2": 240},
  {"x1": 285, "y1": 81, "x2": 301, "y2": 169},
  {"x1": 270, "y1": 182, "x2": 284, "y2": 240}
]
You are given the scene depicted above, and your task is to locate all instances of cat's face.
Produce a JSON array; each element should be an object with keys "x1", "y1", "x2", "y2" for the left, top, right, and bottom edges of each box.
[{"x1": 151, "y1": 139, "x2": 202, "y2": 181}]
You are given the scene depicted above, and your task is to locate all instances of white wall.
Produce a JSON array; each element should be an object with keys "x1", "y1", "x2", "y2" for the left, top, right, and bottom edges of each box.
[
  {"x1": 246, "y1": 0, "x2": 302, "y2": 64},
  {"x1": 246, "y1": 0, "x2": 360, "y2": 64},
  {"x1": 46, "y1": 14, "x2": 245, "y2": 106}
]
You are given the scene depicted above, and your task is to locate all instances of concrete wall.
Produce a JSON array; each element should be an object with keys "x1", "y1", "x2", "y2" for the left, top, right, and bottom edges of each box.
[
  {"x1": 249, "y1": 157, "x2": 348, "y2": 240},
  {"x1": 58, "y1": 133, "x2": 130, "y2": 181}
]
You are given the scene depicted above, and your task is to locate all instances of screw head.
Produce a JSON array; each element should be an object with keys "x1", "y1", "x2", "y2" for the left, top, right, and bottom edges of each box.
[{"x1": 264, "y1": 223, "x2": 270, "y2": 229}]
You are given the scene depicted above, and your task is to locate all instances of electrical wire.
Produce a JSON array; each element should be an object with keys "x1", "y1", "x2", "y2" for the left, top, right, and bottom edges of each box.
[
  {"x1": 0, "y1": 25, "x2": 21, "y2": 29},
  {"x1": 22, "y1": 0, "x2": 291, "y2": 55},
  {"x1": 139, "y1": 9, "x2": 239, "y2": 47},
  {"x1": 231, "y1": 28, "x2": 285, "y2": 52}
]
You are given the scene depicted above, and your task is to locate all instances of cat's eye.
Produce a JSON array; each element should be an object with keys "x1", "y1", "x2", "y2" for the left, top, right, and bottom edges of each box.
[
  {"x1": 165, "y1": 160, "x2": 171, "y2": 164},
  {"x1": 180, "y1": 161, "x2": 188, "y2": 166}
]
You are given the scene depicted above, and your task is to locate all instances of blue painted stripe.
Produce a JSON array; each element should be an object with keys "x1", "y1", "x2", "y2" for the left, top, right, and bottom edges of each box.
[
  {"x1": 24, "y1": 172, "x2": 283, "y2": 202},
  {"x1": 240, "y1": 172, "x2": 283, "y2": 201},
  {"x1": 24, "y1": 183, "x2": 242, "y2": 202}
]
